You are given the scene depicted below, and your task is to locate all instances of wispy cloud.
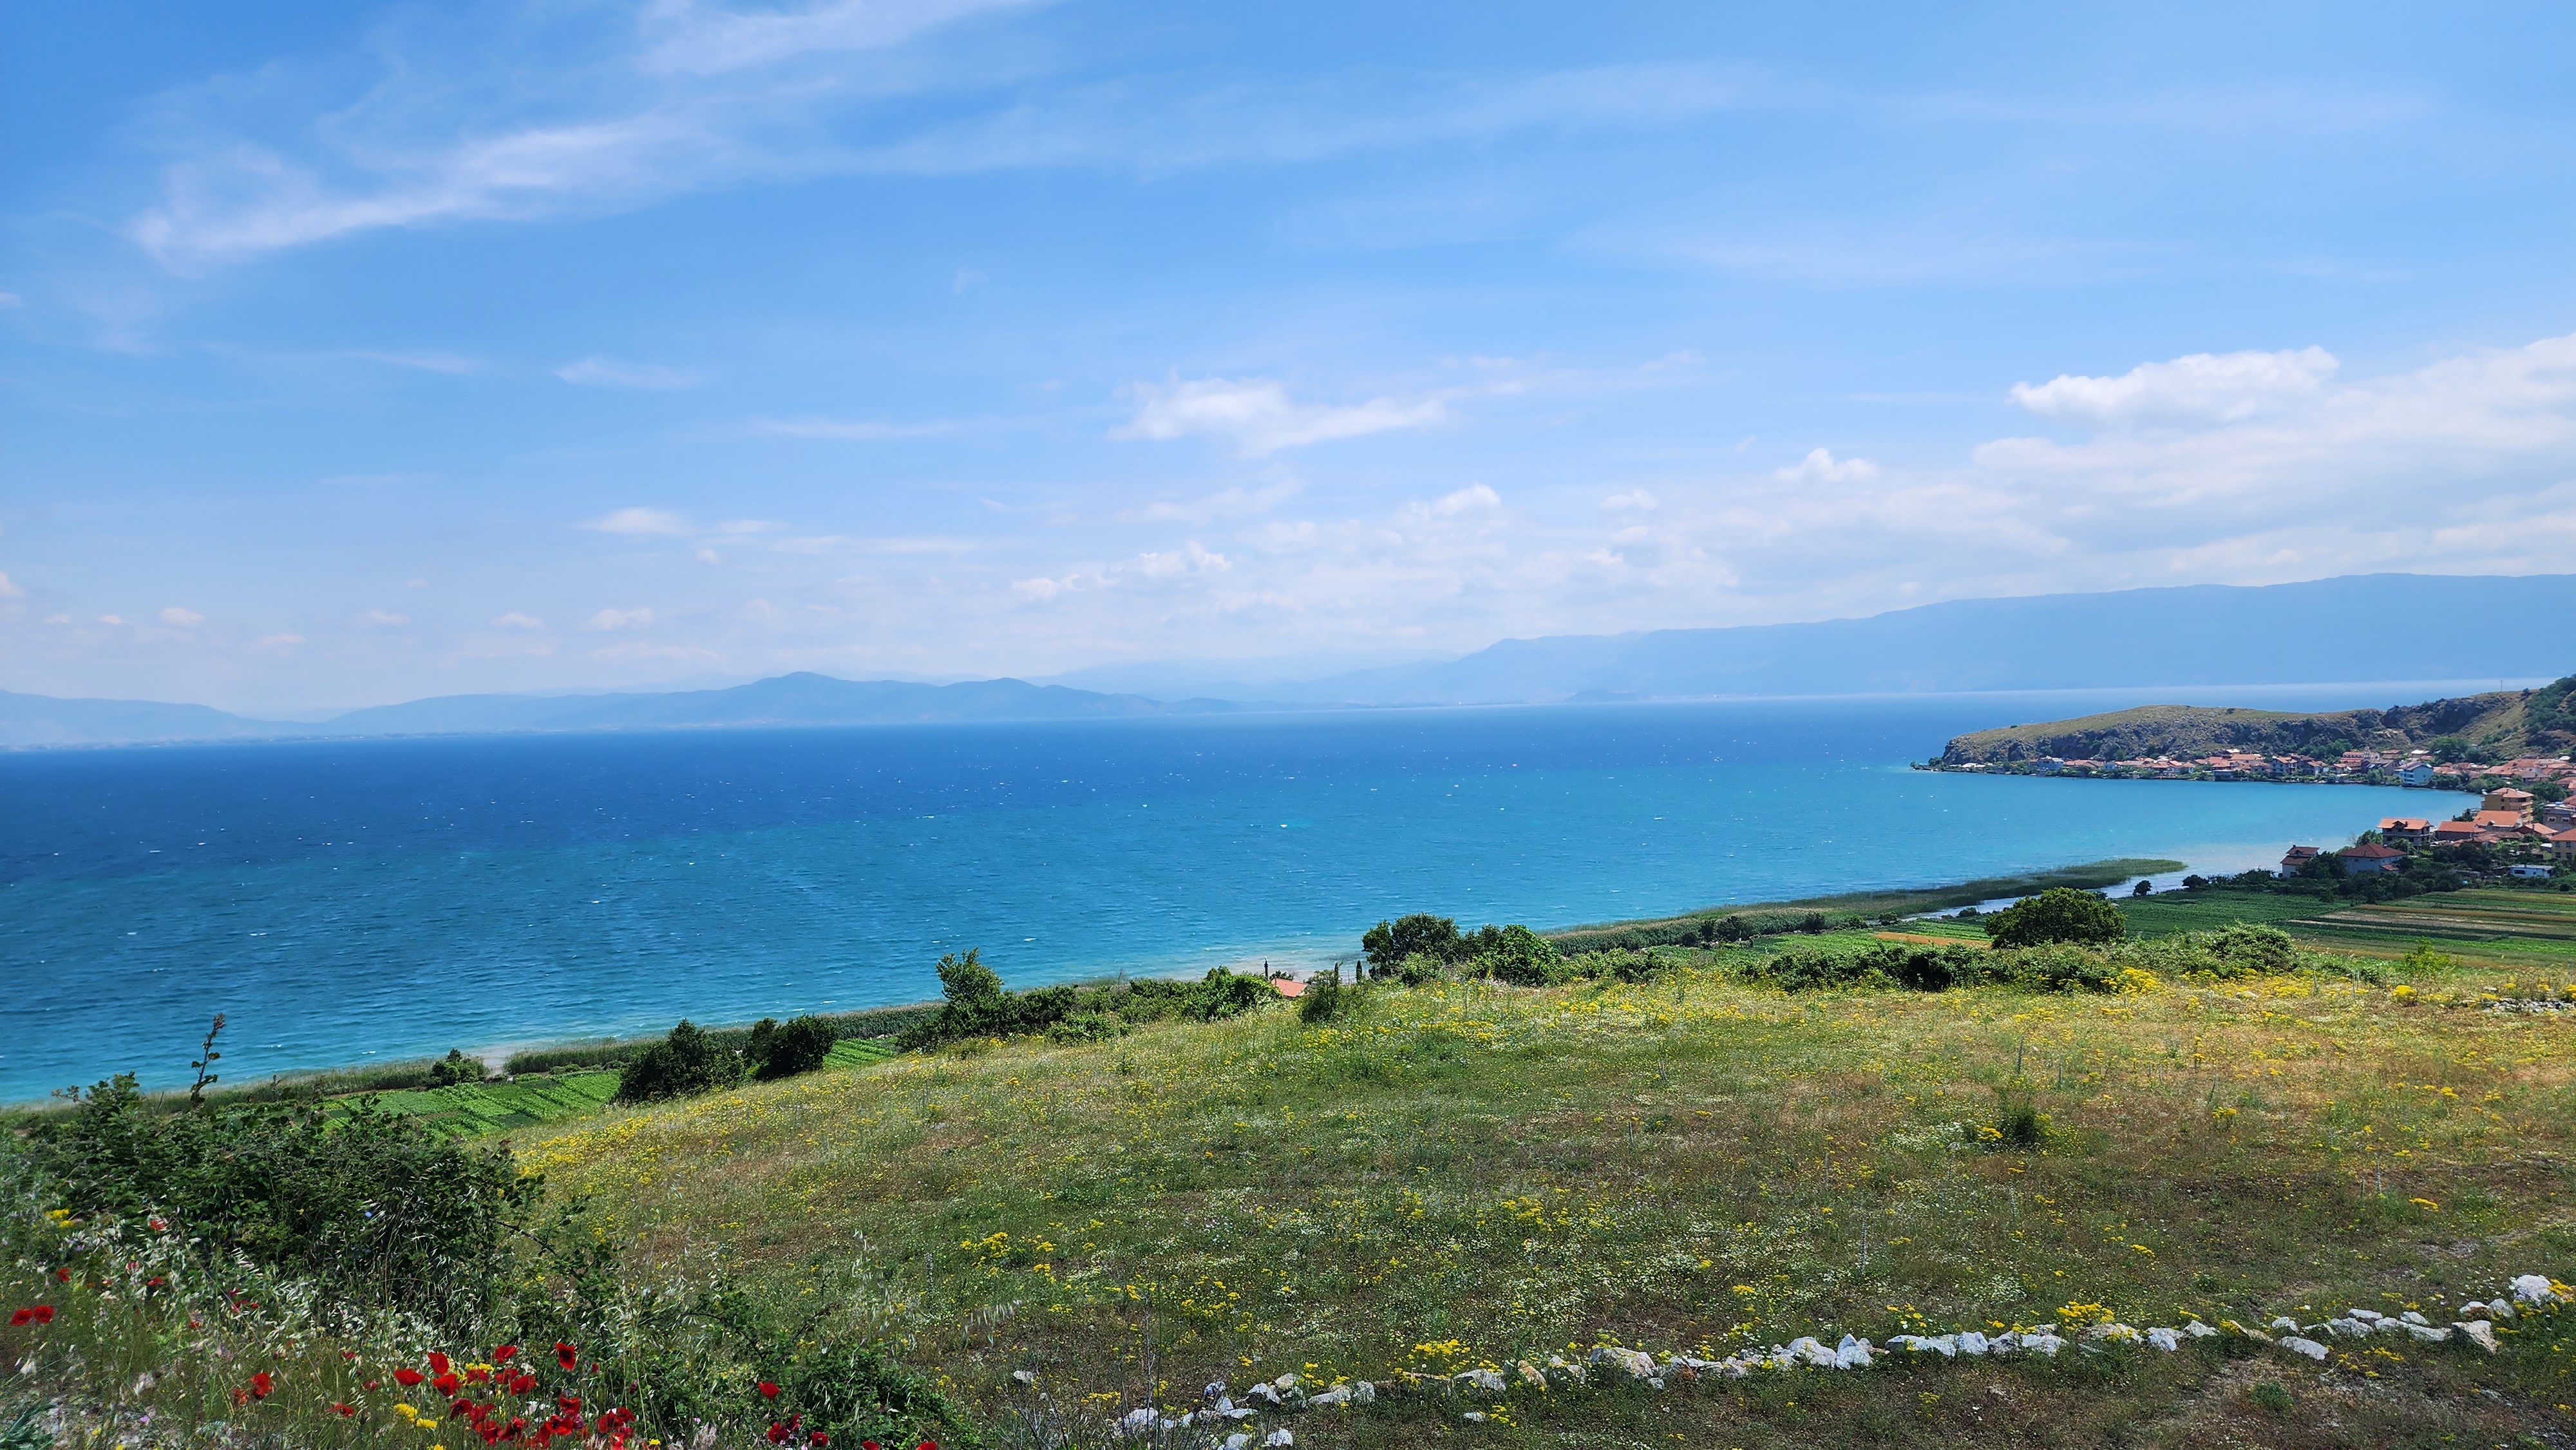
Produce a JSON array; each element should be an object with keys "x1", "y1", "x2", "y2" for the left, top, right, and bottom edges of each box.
[
  {"x1": 556, "y1": 357, "x2": 700, "y2": 390},
  {"x1": 583, "y1": 506, "x2": 692, "y2": 535},
  {"x1": 2008, "y1": 346, "x2": 2338, "y2": 428},
  {"x1": 157, "y1": 605, "x2": 205, "y2": 627},
  {"x1": 0, "y1": 572, "x2": 23, "y2": 599},
  {"x1": 492, "y1": 611, "x2": 546, "y2": 629},
  {"x1": 755, "y1": 417, "x2": 953, "y2": 440},
  {"x1": 582, "y1": 607, "x2": 656, "y2": 631},
  {"x1": 1115, "y1": 377, "x2": 1450, "y2": 455}
]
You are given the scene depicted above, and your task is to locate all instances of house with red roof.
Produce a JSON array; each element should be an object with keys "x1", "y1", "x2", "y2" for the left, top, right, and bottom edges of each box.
[{"x1": 2336, "y1": 843, "x2": 2406, "y2": 875}]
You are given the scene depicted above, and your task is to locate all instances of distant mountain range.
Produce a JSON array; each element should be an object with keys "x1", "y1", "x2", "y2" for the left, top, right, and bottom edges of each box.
[
  {"x1": 8, "y1": 572, "x2": 2573, "y2": 747},
  {"x1": 0, "y1": 673, "x2": 1247, "y2": 748}
]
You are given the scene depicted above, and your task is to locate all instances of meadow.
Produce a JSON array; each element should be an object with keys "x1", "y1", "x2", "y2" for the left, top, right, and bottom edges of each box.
[{"x1": 489, "y1": 942, "x2": 2576, "y2": 1446}]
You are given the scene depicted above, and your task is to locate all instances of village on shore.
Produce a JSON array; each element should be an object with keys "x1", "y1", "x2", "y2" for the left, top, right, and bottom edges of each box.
[
  {"x1": 2284, "y1": 780, "x2": 2576, "y2": 881},
  {"x1": 1933, "y1": 744, "x2": 2576, "y2": 789}
]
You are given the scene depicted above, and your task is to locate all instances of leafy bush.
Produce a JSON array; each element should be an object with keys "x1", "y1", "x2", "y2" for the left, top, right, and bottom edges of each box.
[
  {"x1": 1362, "y1": 913, "x2": 1468, "y2": 975},
  {"x1": 1985, "y1": 887, "x2": 2128, "y2": 948},
  {"x1": 748, "y1": 1015, "x2": 837, "y2": 1080},
  {"x1": 616, "y1": 1020, "x2": 748, "y2": 1103},
  {"x1": 898, "y1": 957, "x2": 1280, "y2": 1050},
  {"x1": 1471, "y1": 923, "x2": 1566, "y2": 985},
  {"x1": 1741, "y1": 941, "x2": 1984, "y2": 992},
  {"x1": 428, "y1": 1048, "x2": 485, "y2": 1087},
  {"x1": 14, "y1": 1073, "x2": 536, "y2": 1327},
  {"x1": 1298, "y1": 966, "x2": 1347, "y2": 1022}
]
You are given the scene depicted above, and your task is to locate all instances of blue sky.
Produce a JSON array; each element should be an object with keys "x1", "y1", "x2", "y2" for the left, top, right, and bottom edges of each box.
[{"x1": 5, "y1": 1, "x2": 2575, "y2": 711}]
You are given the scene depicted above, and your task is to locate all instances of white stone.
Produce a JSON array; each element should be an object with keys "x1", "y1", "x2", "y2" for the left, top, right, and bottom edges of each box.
[
  {"x1": 2400, "y1": 1311, "x2": 2430, "y2": 1326},
  {"x1": 1222, "y1": 1436, "x2": 1249, "y2": 1450},
  {"x1": 1012, "y1": 1370, "x2": 1037, "y2": 1386},
  {"x1": 1263, "y1": 1431, "x2": 1294, "y2": 1448},
  {"x1": 2489, "y1": 1299, "x2": 2517, "y2": 1322},
  {"x1": 1244, "y1": 1384, "x2": 1282, "y2": 1408},
  {"x1": 2145, "y1": 1327, "x2": 2181, "y2": 1351},
  {"x1": 1789, "y1": 1337, "x2": 1837, "y2": 1368},
  {"x1": 2083, "y1": 1323, "x2": 2139, "y2": 1344},
  {"x1": 2322, "y1": 1319, "x2": 2370, "y2": 1340},
  {"x1": 2512, "y1": 1274, "x2": 2559, "y2": 1304},
  {"x1": 1590, "y1": 1346, "x2": 1658, "y2": 1380},
  {"x1": 1349, "y1": 1381, "x2": 1376, "y2": 1405},
  {"x1": 1460, "y1": 1412, "x2": 1484, "y2": 1424},
  {"x1": 1895, "y1": 1334, "x2": 1955, "y2": 1358},
  {"x1": 2459, "y1": 1320, "x2": 2500, "y2": 1353},
  {"x1": 2345, "y1": 1308, "x2": 2383, "y2": 1323},
  {"x1": 2020, "y1": 1333, "x2": 2066, "y2": 1357},
  {"x1": 2183, "y1": 1321, "x2": 2217, "y2": 1339},
  {"x1": 2400, "y1": 1323, "x2": 2450, "y2": 1343},
  {"x1": 1957, "y1": 1331, "x2": 1991, "y2": 1357},
  {"x1": 1119, "y1": 1408, "x2": 1159, "y2": 1435},
  {"x1": 2280, "y1": 1336, "x2": 2329, "y2": 1362},
  {"x1": 1306, "y1": 1386, "x2": 1350, "y2": 1409},
  {"x1": 1833, "y1": 1335, "x2": 1873, "y2": 1370},
  {"x1": 1456, "y1": 1368, "x2": 1505, "y2": 1395},
  {"x1": 2268, "y1": 1315, "x2": 2301, "y2": 1332}
]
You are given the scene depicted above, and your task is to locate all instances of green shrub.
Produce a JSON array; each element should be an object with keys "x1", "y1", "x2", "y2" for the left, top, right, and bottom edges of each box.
[
  {"x1": 616, "y1": 1021, "x2": 748, "y2": 1102},
  {"x1": 1740, "y1": 941, "x2": 1984, "y2": 992},
  {"x1": 14, "y1": 1073, "x2": 536, "y2": 1327},
  {"x1": 1363, "y1": 913, "x2": 1467, "y2": 975},
  {"x1": 749, "y1": 1015, "x2": 837, "y2": 1079},
  {"x1": 1298, "y1": 966, "x2": 1347, "y2": 1022},
  {"x1": 1043, "y1": 1009, "x2": 1127, "y2": 1044},
  {"x1": 1473, "y1": 924, "x2": 1567, "y2": 986},
  {"x1": 1985, "y1": 887, "x2": 2128, "y2": 948},
  {"x1": 427, "y1": 1048, "x2": 485, "y2": 1088}
]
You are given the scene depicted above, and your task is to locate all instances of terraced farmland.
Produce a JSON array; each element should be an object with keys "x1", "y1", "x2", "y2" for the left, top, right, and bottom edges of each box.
[
  {"x1": 353, "y1": 1035, "x2": 900, "y2": 1140},
  {"x1": 2284, "y1": 889, "x2": 2576, "y2": 967}
]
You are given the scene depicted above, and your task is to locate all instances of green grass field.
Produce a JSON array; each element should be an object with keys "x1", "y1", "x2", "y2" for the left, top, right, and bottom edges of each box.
[
  {"x1": 2121, "y1": 887, "x2": 2576, "y2": 971},
  {"x1": 513, "y1": 955, "x2": 2576, "y2": 1446}
]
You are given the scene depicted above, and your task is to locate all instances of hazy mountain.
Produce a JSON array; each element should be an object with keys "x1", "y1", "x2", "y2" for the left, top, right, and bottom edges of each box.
[
  {"x1": 0, "y1": 691, "x2": 290, "y2": 747},
  {"x1": 1, "y1": 674, "x2": 1244, "y2": 748},
  {"x1": 1260, "y1": 573, "x2": 2576, "y2": 704},
  {"x1": 9, "y1": 574, "x2": 2571, "y2": 747}
]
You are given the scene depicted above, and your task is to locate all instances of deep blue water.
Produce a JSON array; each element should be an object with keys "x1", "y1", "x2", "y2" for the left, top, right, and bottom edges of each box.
[{"x1": 2, "y1": 692, "x2": 2448, "y2": 1102}]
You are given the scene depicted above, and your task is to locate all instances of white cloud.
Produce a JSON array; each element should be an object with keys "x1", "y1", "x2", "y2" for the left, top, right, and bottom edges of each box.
[
  {"x1": 44, "y1": 613, "x2": 73, "y2": 625},
  {"x1": 636, "y1": 0, "x2": 1047, "y2": 77},
  {"x1": 1115, "y1": 377, "x2": 1449, "y2": 455},
  {"x1": 492, "y1": 611, "x2": 546, "y2": 629},
  {"x1": 361, "y1": 609, "x2": 410, "y2": 626},
  {"x1": 582, "y1": 607, "x2": 656, "y2": 631},
  {"x1": 1602, "y1": 489, "x2": 1658, "y2": 513},
  {"x1": 2009, "y1": 346, "x2": 2340, "y2": 428},
  {"x1": 583, "y1": 507, "x2": 692, "y2": 536},
  {"x1": 98, "y1": 614, "x2": 127, "y2": 626},
  {"x1": 755, "y1": 417, "x2": 953, "y2": 440},
  {"x1": 0, "y1": 571, "x2": 23, "y2": 599},
  {"x1": 556, "y1": 357, "x2": 701, "y2": 390},
  {"x1": 158, "y1": 606, "x2": 205, "y2": 627},
  {"x1": 1774, "y1": 448, "x2": 1880, "y2": 484},
  {"x1": 696, "y1": 549, "x2": 723, "y2": 564},
  {"x1": 1119, "y1": 481, "x2": 1303, "y2": 525},
  {"x1": 255, "y1": 633, "x2": 306, "y2": 650}
]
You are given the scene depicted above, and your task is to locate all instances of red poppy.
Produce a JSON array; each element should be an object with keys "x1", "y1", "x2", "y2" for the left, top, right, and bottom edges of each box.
[
  {"x1": 810, "y1": 1434, "x2": 828, "y2": 1447},
  {"x1": 231, "y1": 1388, "x2": 250, "y2": 1408},
  {"x1": 251, "y1": 1371, "x2": 274, "y2": 1400},
  {"x1": 339, "y1": 1349, "x2": 357, "y2": 1361},
  {"x1": 511, "y1": 1373, "x2": 536, "y2": 1394},
  {"x1": 7, "y1": 1310, "x2": 30, "y2": 1327},
  {"x1": 494, "y1": 1344, "x2": 519, "y2": 1363},
  {"x1": 863, "y1": 1442, "x2": 881, "y2": 1450},
  {"x1": 430, "y1": 1352, "x2": 453, "y2": 1375},
  {"x1": 759, "y1": 1381, "x2": 781, "y2": 1400},
  {"x1": 34, "y1": 1307, "x2": 55, "y2": 1324},
  {"x1": 434, "y1": 1373, "x2": 462, "y2": 1395},
  {"x1": 554, "y1": 1342, "x2": 578, "y2": 1371},
  {"x1": 334, "y1": 1403, "x2": 357, "y2": 1417},
  {"x1": 366, "y1": 1380, "x2": 381, "y2": 1390},
  {"x1": 395, "y1": 1369, "x2": 426, "y2": 1388},
  {"x1": 149, "y1": 1218, "x2": 166, "y2": 1231},
  {"x1": 53, "y1": 1269, "x2": 69, "y2": 1283},
  {"x1": 767, "y1": 1426, "x2": 790, "y2": 1445}
]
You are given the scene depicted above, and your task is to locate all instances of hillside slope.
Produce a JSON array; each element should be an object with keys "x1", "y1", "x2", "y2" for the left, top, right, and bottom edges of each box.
[{"x1": 1938, "y1": 673, "x2": 2576, "y2": 764}]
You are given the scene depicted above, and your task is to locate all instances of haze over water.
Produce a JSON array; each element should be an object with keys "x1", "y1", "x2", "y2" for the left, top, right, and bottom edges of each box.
[{"x1": 2, "y1": 691, "x2": 2446, "y2": 1102}]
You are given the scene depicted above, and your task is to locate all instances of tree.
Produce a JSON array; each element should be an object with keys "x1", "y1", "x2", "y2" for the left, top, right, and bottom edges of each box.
[
  {"x1": 1361, "y1": 913, "x2": 1465, "y2": 975},
  {"x1": 616, "y1": 1019, "x2": 747, "y2": 1102},
  {"x1": 2132, "y1": 879, "x2": 2153, "y2": 897},
  {"x1": 936, "y1": 948, "x2": 1003, "y2": 1006},
  {"x1": 1984, "y1": 887, "x2": 2126, "y2": 948},
  {"x1": 1472, "y1": 924, "x2": 1565, "y2": 986},
  {"x1": 2428, "y1": 734, "x2": 2474, "y2": 764},
  {"x1": 753, "y1": 1015, "x2": 837, "y2": 1080},
  {"x1": 428, "y1": 1048, "x2": 484, "y2": 1088}
]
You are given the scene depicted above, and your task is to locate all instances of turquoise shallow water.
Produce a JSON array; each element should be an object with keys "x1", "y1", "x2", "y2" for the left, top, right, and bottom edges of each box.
[{"x1": 1, "y1": 692, "x2": 2447, "y2": 1101}]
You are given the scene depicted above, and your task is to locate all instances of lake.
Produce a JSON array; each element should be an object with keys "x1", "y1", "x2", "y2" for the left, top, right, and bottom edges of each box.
[{"x1": 1, "y1": 688, "x2": 2454, "y2": 1101}]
